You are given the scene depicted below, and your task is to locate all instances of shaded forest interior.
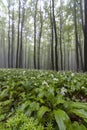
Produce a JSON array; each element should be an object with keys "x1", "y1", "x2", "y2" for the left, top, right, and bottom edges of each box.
[{"x1": 0, "y1": 0, "x2": 87, "y2": 71}]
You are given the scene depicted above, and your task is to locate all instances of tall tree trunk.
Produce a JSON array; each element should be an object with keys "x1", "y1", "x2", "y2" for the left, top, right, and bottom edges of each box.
[
  {"x1": 11, "y1": 2, "x2": 14, "y2": 68},
  {"x1": 8, "y1": 0, "x2": 11, "y2": 68},
  {"x1": 50, "y1": 0, "x2": 54, "y2": 70},
  {"x1": 78, "y1": 41, "x2": 83, "y2": 70},
  {"x1": 80, "y1": 0, "x2": 84, "y2": 33},
  {"x1": 59, "y1": 1, "x2": 63, "y2": 70},
  {"x1": 84, "y1": 0, "x2": 87, "y2": 71},
  {"x1": 52, "y1": 0, "x2": 58, "y2": 71},
  {"x1": 25, "y1": 38, "x2": 27, "y2": 68},
  {"x1": 38, "y1": 9, "x2": 43, "y2": 69},
  {"x1": 76, "y1": 0, "x2": 84, "y2": 71},
  {"x1": 19, "y1": 0, "x2": 26, "y2": 68},
  {"x1": 16, "y1": 0, "x2": 21, "y2": 68},
  {"x1": 34, "y1": 0, "x2": 38, "y2": 69},
  {"x1": 63, "y1": 35, "x2": 66, "y2": 70},
  {"x1": 68, "y1": 32, "x2": 70, "y2": 70},
  {"x1": 74, "y1": 0, "x2": 79, "y2": 71}
]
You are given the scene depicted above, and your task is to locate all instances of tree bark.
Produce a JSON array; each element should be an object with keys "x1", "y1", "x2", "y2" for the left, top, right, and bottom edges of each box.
[
  {"x1": 50, "y1": 0, "x2": 54, "y2": 70},
  {"x1": 16, "y1": 0, "x2": 21, "y2": 68},
  {"x1": 38, "y1": 9, "x2": 43, "y2": 69},
  {"x1": 84, "y1": 0, "x2": 87, "y2": 71},
  {"x1": 11, "y1": 2, "x2": 14, "y2": 68},
  {"x1": 59, "y1": 1, "x2": 63, "y2": 70},
  {"x1": 19, "y1": 0, "x2": 26, "y2": 68},
  {"x1": 52, "y1": 0, "x2": 58, "y2": 71},
  {"x1": 80, "y1": 0, "x2": 84, "y2": 33},
  {"x1": 8, "y1": 0, "x2": 11, "y2": 68},
  {"x1": 74, "y1": 0, "x2": 79, "y2": 71},
  {"x1": 34, "y1": 0, "x2": 38, "y2": 69}
]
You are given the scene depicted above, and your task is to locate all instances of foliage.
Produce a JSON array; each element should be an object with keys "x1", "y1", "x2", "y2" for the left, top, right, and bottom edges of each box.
[
  {"x1": 6, "y1": 111, "x2": 44, "y2": 130},
  {"x1": 0, "y1": 69, "x2": 87, "y2": 129}
]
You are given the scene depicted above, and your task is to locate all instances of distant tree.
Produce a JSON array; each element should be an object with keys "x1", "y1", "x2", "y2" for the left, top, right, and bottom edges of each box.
[
  {"x1": 8, "y1": 0, "x2": 11, "y2": 68},
  {"x1": 11, "y1": 1, "x2": 15, "y2": 68},
  {"x1": 34, "y1": 0, "x2": 38, "y2": 69},
  {"x1": 38, "y1": 8, "x2": 43, "y2": 69},
  {"x1": 52, "y1": 0, "x2": 58, "y2": 71},
  {"x1": 50, "y1": 0, "x2": 54, "y2": 70},
  {"x1": 74, "y1": 0, "x2": 79, "y2": 71},
  {"x1": 19, "y1": 0, "x2": 26, "y2": 68},
  {"x1": 84, "y1": 0, "x2": 87, "y2": 71},
  {"x1": 80, "y1": 0, "x2": 84, "y2": 33},
  {"x1": 16, "y1": 0, "x2": 21, "y2": 68},
  {"x1": 59, "y1": 0, "x2": 63, "y2": 70}
]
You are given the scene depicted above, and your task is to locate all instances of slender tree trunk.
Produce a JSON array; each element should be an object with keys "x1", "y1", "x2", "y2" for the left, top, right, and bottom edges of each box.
[
  {"x1": 19, "y1": 0, "x2": 26, "y2": 68},
  {"x1": 8, "y1": 0, "x2": 11, "y2": 68},
  {"x1": 76, "y1": 0, "x2": 84, "y2": 71},
  {"x1": 50, "y1": 0, "x2": 54, "y2": 70},
  {"x1": 59, "y1": 3, "x2": 63, "y2": 70},
  {"x1": 38, "y1": 10, "x2": 43, "y2": 69},
  {"x1": 74, "y1": 0, "x2": 79, "y2": 71},
  {"x1": 84, "y1": 0, "x2": 87, "y2": 71},
  {"x1": 78, "y1": 41, "x2": 83, "y2": 70},
  {"x1": 68, "y1": 32, "x2": 70, "y2": 70},
  {"x1": 52, "y1": 0, "x2": 58, "y2": 71},
  {"x1": 16, "y1": 0, "x2": 21, "y2": 68},
  {"x1": 11, "y1": 2, "x2": 14, "y2": 68},
  {"x1": 25, "y1": 38, "x2": 27, "y2": 68},
  {"x1": 80, "y1": 0, "x2": 84, "y2": 33},
  {"x1": 63, "y1": 35, "x2": 66, "y2": 70},
  {"x1": 34, "y1": 0, "x2": 38, "y2": 69}
]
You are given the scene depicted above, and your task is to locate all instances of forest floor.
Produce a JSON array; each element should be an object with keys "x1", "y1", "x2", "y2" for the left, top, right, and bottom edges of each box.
[{"x1": 0, "y1": 69, "x2": 87, "y2": 130}]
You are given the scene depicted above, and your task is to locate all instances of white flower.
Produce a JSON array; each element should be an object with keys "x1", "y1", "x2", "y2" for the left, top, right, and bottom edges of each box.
[
  {"x1": 53, "y1": 78, "x2": 58, "y2": 81},
  {"x1": 71, "y1": 73, "x2": 75, "y2": 77},
  {"x1": 42, "y1": 80, "x2": 49, "y2": 87},
  {"x1": 82, "y1": 86, "x2": 85, "y2": 89},
  {"x1": 60, "y1": 87, "x2": 67, "y2": 96}
]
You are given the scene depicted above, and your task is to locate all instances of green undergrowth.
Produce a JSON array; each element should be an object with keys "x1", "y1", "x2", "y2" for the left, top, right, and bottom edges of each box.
[{"x1": 0, "y1": 69, "x2": 87, "y2": 130}]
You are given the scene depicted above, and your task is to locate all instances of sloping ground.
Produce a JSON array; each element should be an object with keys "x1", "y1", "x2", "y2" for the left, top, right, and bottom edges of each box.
[{"x1": 0, "y1": 69, "x2": 87, "y2": 130}]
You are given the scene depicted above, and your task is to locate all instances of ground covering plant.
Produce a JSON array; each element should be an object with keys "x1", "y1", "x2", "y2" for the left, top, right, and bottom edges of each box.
[{"x1": 0, "y1": 69, "x2": 87, "y2": 130}]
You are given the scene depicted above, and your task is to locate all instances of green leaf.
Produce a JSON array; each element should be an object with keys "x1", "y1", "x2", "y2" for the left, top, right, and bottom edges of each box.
[
  {"x1": 53, "y1": 109, "x2": 70, "y2": 130},
  {"x1": 72, "y1": 122, "x2": 87, "y2": 130},
  {"x1": 37, "y1": 106, "x2": 50, "y2": 121},
  {"x1": 70, "y1": 109, "x2": 87, "y2": 121},
  {"x1": 70, "y1": 102, "x2": 87, "y2": 110}
]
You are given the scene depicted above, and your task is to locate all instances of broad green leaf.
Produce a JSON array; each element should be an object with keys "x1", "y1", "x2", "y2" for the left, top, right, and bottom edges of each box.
[
  {"x1": 37, "y1": 106, "x2": 50, "y2": 121},
  {"x1": 70, "y1": 109, "x2": 87, "y2": 121},
  {"x1": 53, "y1": 109, "x2": 70, "y2": 130},
  {"x1": 70, "y1": 102, "x2": 87, "y2": 110}
]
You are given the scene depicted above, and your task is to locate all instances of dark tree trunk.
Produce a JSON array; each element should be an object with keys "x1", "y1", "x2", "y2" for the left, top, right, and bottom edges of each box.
[
  {"x1": 68, "y1": 32, "x2": 70, "y2": 70},
  {"x1": 63, "y1": 35, "x2": 66, "y2": 70},
  {"x1": 8, "y1": 0, "x2": 11, "y2": 68},
  {"x1": 11, "y1": 2, "x2": 14, "y2": 68},
  {"x1": 80, "y1": 0, "x2": 84, "y2": 33},
  {"x1": 84, "y1": 0, "x2": 87, "y2": 71},
  {"x1": 74, "y1": 0, "x2": 79, "y2": 71},
  {"x1": 34, "y1": 0, "x2": 38, "y2": 69},
  {"x1": 38, "y1": 9, "x2": 43, "y2": 69},
  {"x1": 16, "y1": 0, "x2": 21, "y2": 68},
  {"x1": 50, "y1": 0, "x2": 54, "y2": 70},
  {"x1": 59, "y1": 2, "x2": 63, "y2": 70},
  {"x1": 19, "y1": 0, "x2": 26, "y2": 68},
  {"x1": 52, "y1": 0, "x2": 58, "y2": 71},
  {"x1": 78, "y1": 41, "x2": 83, "y2": 70},
  {"x1": 25, "y1": 38, "x2": 27, "y2": 68}
]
